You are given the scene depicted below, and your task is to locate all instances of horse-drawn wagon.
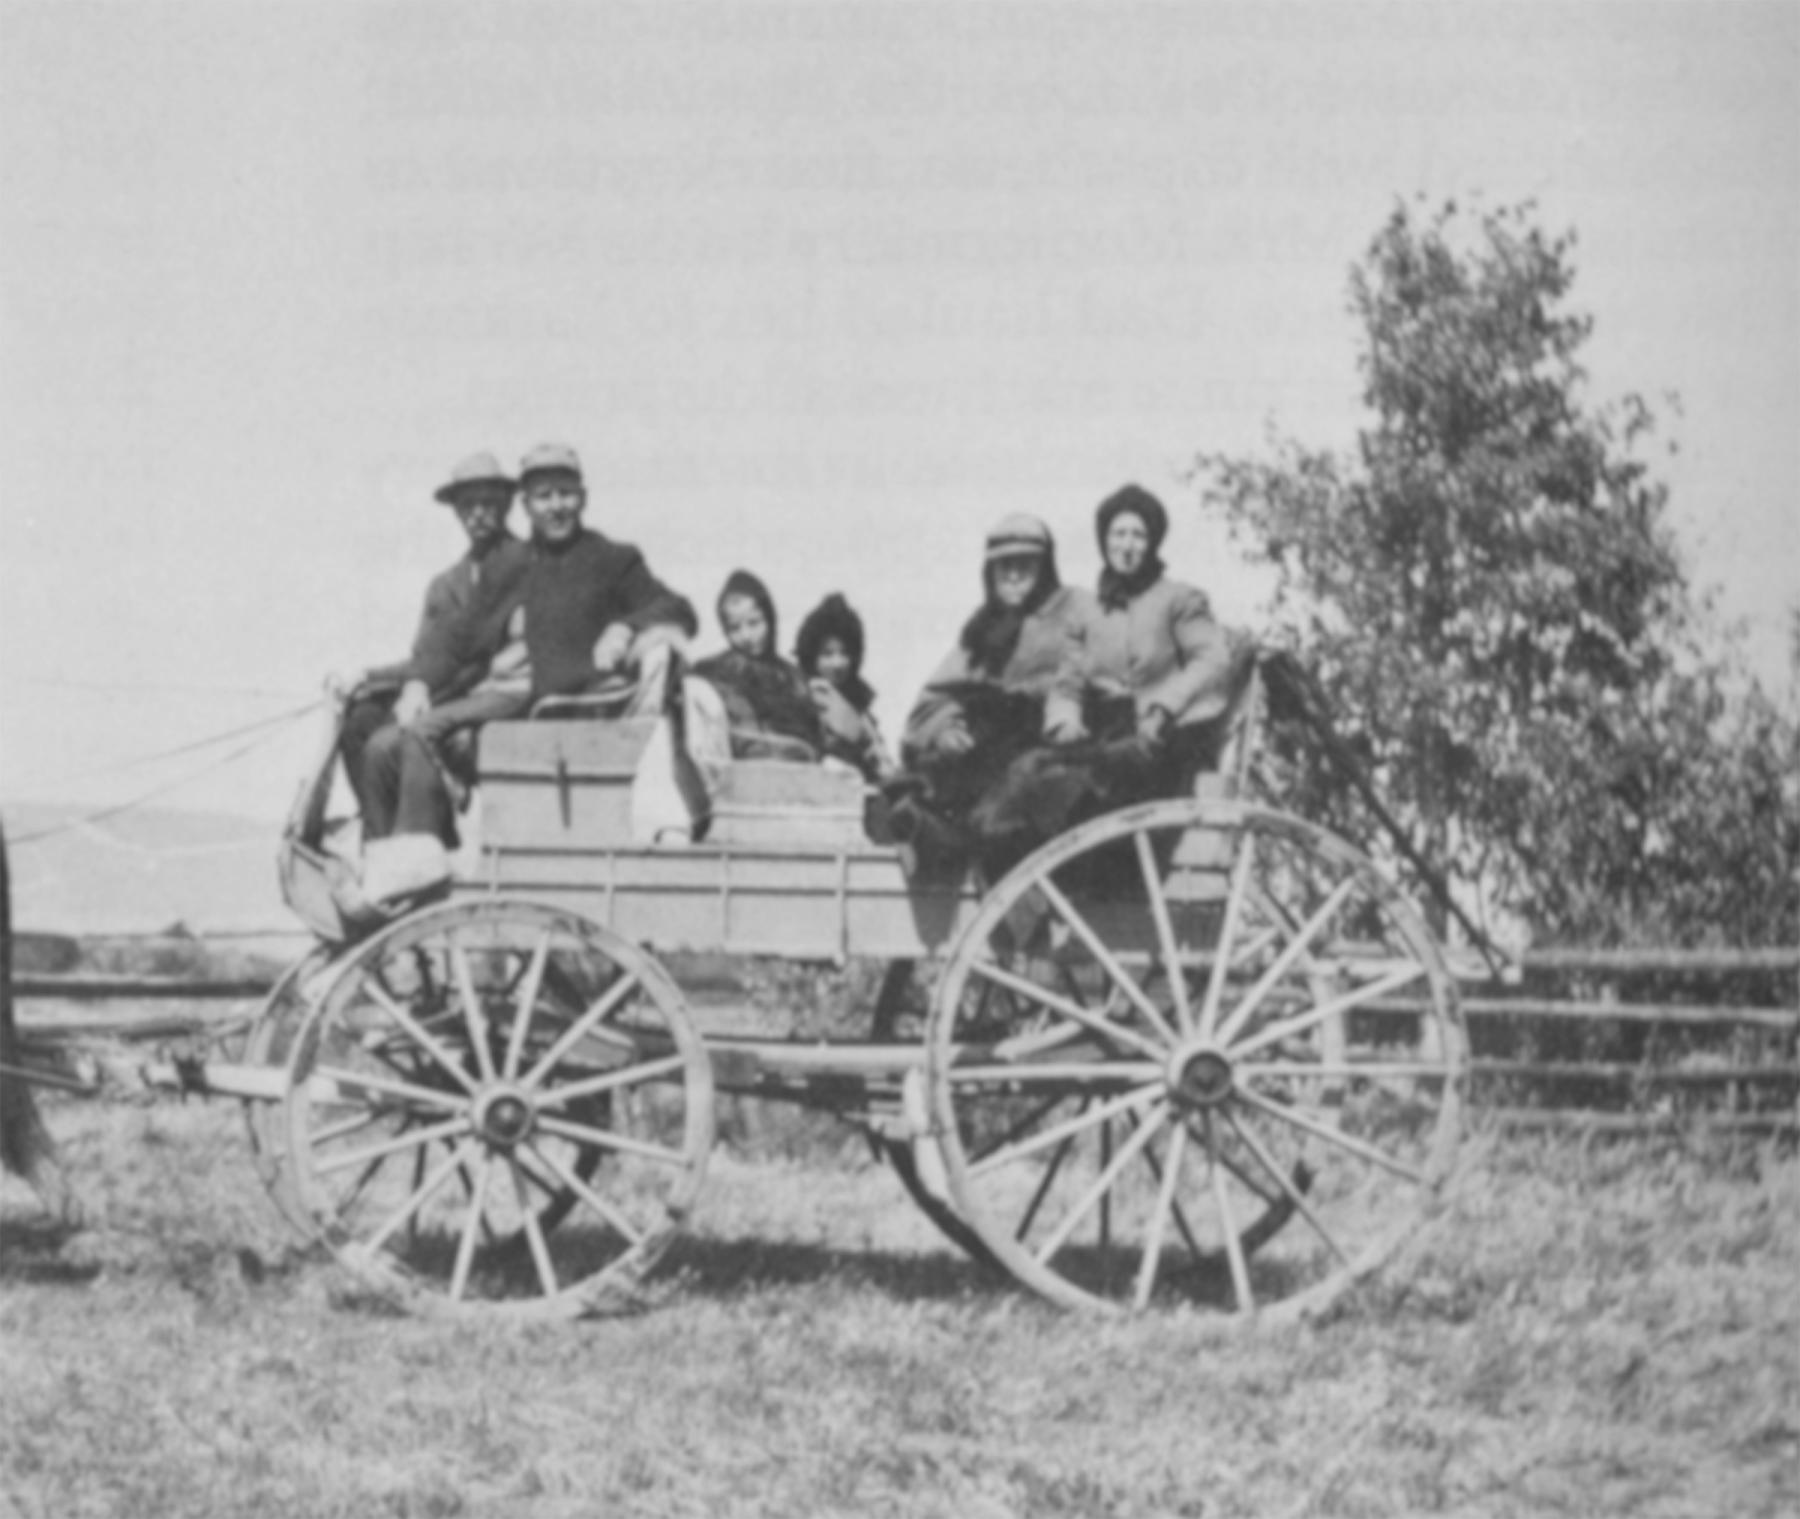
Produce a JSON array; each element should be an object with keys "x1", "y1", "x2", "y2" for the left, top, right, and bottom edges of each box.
[{"x1": 14, "y1": 655, "x2": 1468, "y2": 1324}]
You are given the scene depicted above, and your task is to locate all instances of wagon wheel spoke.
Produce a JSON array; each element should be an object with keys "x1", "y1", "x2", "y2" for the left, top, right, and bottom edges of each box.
[
  {"x1": 520, "y1": 973, "x2": 641, "y2": 1092},
  {"x1": 499, "y1": 1142, "x2": 597, "y2": 1246},
  {"x1": 533, "y1": 1053, "x2": 688, "y2": 1109},
  {"x1": 1128, "y1": 1114, "x2": 1208, "y2": 1269},
  {"x1": 947, "y1": 1058, "x2": 1162, "y2": 1086},
  {"x1": 1032, "y1": 1103, "x2": 1166, "y2": 1267},
  {"x1": 369, "y1": 963, "x2": 416, "y2": 1019},
  {"x1": 308, "y1": 1107, "x2": 388, "y2": 1149},
  {"x1": 1170, "y1": 1113, "x2": 1287, "y2": 1210},
  {"x1": 968, "y1": 1093, "x2": 1078, "y2": 1169},
  {"x1": 1245, "y1": 881, "x2": 1323, "y2": 977},
  {"x1": 1133, "y1": 830, "x2": 1195, "y2": 1035},
  {"x1": 310, "y1": 1063, "x2": 466, "y2": 1116},
  {"x1": 1133, "y1": 1119, "x2": 1189, "y2": 1311},
  {"x1": 1202, "y1": 1112, "x2": 1254, "y2": 1314},
  {"x1": 335, "y1": 1143, "x2": 403, "y2": 1220},
  {"x1": 524, "y1": 1140, "x2": 648, "y2": 1249},
  {"x1": 364, "y1": 1137, "x2": 482, "y2": 1254},
  {"x1": 1214, "y1": 876, "x2": 1357, "y2": 1048},
  {"x1": 1032, "y1": 876, "x2": 1177, "y2": 1046},
  {"x1": 1196, "y1": 826, "x2": 1257, "y2": 1042},
  {"x1": 1015, "y1": 1119, "x2": 1084, "y2": 1242},
  {"x1": 450, "y1": 944, "x2": 499, "y2": 1085},
  {"x1": 312, "y1": 1114, "x2": 470, "y2": 1176},
  {"x1": 449, "y1": 1153, "x2": 497, "y2": 1302},
  {"x1": 970, "y1": 1085, "x2": 1160, "y2": 1179},
  {"x1": 1229, "y1": 923, "x2": 1284, "y2": 974},
  {"x1": 536, "y1": 1113, "x2": 691, "y2": 1168},
  {"x1": 360, "y1": 981, "x2": 479, "y2": 1095},
  {"x1": 1228, "y1": 963, "x2": 1426, "y2": 1061},
  {"x1": 363, "y1": 1039, "x2": 445, "y2": 1091},
  {"x1": 970, "y1": 960, "x2": 1166, "y2": 1061},
  {"x1": 1143, "y1": 1107, "x2": 1295, "y2": 1279},
  {"x1": 1098, "y1": 1119, "x2": 1114, "y2": 1272},
  {"x1": 986, "y1": 972, "x2": 1125, "y2": 1064},
  {"x1": 1225, "y1": 1108, "x2": 1351, "y2": 1268},
  {"x1": 404, "y1": 1130, "x2": 432, "y2": 1249},
  {"x1": 503, "y1": 932, "x2": 553, "y2": 1080},
  {"x1": 1234, "y1": 1086, "x2": 1424, "y2": 1184},
  {"x1": 507, "y1": 1157, "x2": 560, "y2": 1298}
]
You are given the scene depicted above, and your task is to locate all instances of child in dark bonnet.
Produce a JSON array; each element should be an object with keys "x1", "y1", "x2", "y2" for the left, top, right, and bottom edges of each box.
[
  {"x1": 690, "y1": 570, "x2": 822, "y2": 761},
  {"x1": 795, "y1": 592, "x2": 895, "y2": 781}
]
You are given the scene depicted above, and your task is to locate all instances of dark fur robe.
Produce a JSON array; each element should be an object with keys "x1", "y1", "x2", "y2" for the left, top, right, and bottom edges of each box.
[{"x1": 690, "y1": 648, "x2": 823, "y2": 759}]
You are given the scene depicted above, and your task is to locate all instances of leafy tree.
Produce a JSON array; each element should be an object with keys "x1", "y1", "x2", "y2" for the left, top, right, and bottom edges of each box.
[{"x1": 1200, "y1": 199, "x2": 1795, "y2": 948}]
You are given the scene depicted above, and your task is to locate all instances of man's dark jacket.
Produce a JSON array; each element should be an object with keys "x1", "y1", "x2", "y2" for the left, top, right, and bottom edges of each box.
[
  {"x1": 521, "y1": 529, "x2": 697, "y2": 700},
  {"x1": 370, "y1": 536, "x2": 533, "y2": 701},
  {"x1": 425, "y1": 527, "x2": 695, "y2": 702}
]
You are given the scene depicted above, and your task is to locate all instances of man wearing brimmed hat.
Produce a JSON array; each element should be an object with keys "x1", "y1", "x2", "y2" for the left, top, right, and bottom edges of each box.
[
  {"x1": 341, "y1": 452, "x2": 532, "y2": 839},
  {"x1": 511, "y1": 442, "x2": 696, "y2": 716}
]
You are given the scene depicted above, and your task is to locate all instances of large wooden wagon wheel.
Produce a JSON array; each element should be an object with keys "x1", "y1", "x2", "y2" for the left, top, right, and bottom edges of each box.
[
  {"x1": 283, "y1": 899, "x2": 714, "y2": 1319},
  {"x1": 926, "y1": 798, "x2": 1464, "y2": 1320},
  {"x1": 241, "y1": 943, "x2": 340, "y2": 1237}
]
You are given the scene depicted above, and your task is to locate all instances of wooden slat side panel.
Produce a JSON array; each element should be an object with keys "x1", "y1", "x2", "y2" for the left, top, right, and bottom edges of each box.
[
  {"x1": 709, "y1": 761, "x2": 871, "y2": 848},
  {"x1": 710, "y1": 809, "x2": 870, "y2": 849},
  {"x1": 464, "y1": 842, "x2": 981, "y2": 959},
  {"x1": 481, "y1": 780, "x2": 636, "y2": 853},
  {"x1": 713, "y1": 761, "x2": 866, "y2": 809}
]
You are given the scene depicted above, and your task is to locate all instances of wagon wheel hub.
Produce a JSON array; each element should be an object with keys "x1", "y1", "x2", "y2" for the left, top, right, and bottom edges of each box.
[
  {"x1": 474, "y1": 1087, "x2": 536, "y2": 1149},
  {"x1": 1168, "y1": 1046, "x2": 1235, "y2": 1110}
]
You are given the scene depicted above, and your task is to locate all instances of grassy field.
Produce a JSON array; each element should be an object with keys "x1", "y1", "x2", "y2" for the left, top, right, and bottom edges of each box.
[{"x1": 2, "y1": 1090, "x2": 1795, "y2": 1519}]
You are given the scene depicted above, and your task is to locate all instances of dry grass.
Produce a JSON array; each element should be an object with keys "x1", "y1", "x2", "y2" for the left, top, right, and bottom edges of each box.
[{"x1": 2, "y1": 1092, "x2": 1796, "y2": 1518}]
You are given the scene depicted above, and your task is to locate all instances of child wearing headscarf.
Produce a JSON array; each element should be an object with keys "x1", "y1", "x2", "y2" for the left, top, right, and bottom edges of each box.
[
  {"x1": 689, "y1": 570, "x2": 822, "y2": 762},
  {"x1": 794, "y1": 592, "x2": 895, "y2": 781}
]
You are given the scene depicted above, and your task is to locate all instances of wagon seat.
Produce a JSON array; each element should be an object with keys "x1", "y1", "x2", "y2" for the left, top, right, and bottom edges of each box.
[{"x1": 474, "y1": 655, "x2": 878, "y2": 858}]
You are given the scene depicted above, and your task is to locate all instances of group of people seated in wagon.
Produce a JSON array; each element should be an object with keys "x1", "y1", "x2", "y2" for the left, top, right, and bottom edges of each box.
[{"x1": 330, "y1": 442, "x2": 1246, "y2": 907}]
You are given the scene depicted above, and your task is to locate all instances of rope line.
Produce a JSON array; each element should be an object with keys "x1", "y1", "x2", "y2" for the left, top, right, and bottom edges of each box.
[
  {"x1": 8, "y1": 676, "x2": 316, "y2": 701},
  {"x1": 6, "y1": 702, "x2": 324, "y2": 848},
  {"x1": 58, "y1": 821, "x2": 269, "y2": 859},
  {"x1": 2, "y1": 698, "x2": 325, "y2": 792}
]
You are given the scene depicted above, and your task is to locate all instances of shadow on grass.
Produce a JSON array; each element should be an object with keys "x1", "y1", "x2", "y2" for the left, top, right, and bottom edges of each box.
[
  {"x1": 656, "y1": 1232, "x2": 1258, "y2": 1312},
  {"x1": 657, "y1": 1232, "x2": 1011, "y2": 1304},
  {"x1": 0, "y1": 1213, "x2": 101, "y2": 1285}
]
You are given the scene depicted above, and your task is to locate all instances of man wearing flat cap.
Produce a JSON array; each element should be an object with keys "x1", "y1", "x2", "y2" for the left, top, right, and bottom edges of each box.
[
  {"x1": 341, "y1": 452, "x2": 532, "y2": 837},
  {"x1": 512, "y1": 442, "x2": 696, "y2": 715}
]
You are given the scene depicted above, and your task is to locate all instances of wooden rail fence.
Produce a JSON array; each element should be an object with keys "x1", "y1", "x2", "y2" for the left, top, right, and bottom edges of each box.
[{"x1": 13, "y1": 942, "x2": 1798, "y2": 1133}]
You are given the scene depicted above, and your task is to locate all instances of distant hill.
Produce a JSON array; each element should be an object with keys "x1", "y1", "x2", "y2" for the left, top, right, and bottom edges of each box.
[
  {"x1": 2, "y1": 801, "x2": 752, "y2": 997},
  {"x1": 3, "y1": 802, "x2": 293, "y2": 936}
]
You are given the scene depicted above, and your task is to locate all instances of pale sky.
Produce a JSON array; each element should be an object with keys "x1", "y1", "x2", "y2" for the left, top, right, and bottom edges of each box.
[{"x1": 2, "y1": 1, "x2": 1794, "y2": 823}]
